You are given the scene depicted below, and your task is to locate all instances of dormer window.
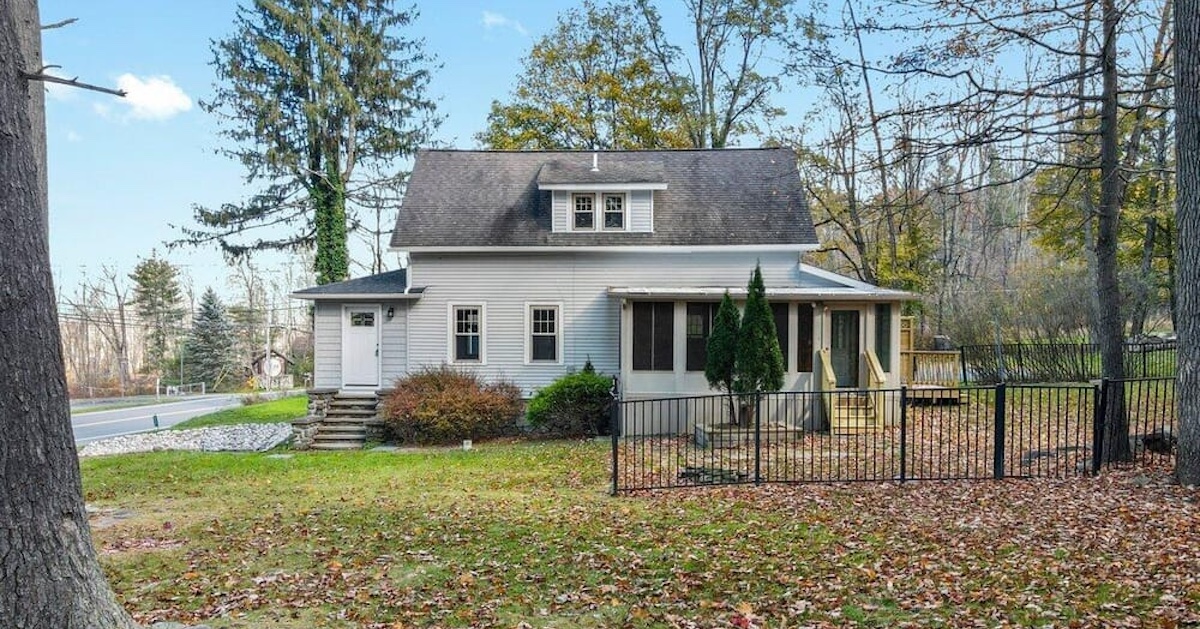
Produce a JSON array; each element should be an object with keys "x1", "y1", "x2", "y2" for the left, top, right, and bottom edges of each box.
[
  {"x1": 573, "y1": 194, "x2": 595, "y2": 230},
  {"x1": 603, "y1": 193, "x2": 625, "y2": 230},
  {"x1": 571, "y1": 192, "x2": 628, "y2": 231}
]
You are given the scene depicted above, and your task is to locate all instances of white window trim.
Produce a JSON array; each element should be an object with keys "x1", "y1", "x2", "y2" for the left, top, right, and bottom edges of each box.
[
  {"x1": 447, "y1": 302, "x2": 487, "y2": 365},
  {"x1": 601, "y1": 192, "x2": 627, "y2": 231},
  {"x1": 571, "y1": 193, "x2": 596, "y2": 232},
  {"x1": 524, "y1": 302, "x2": 565, "y2": 365},
  {"x1": 569, "y1": 192, "x2": 631, "y2": 233}
]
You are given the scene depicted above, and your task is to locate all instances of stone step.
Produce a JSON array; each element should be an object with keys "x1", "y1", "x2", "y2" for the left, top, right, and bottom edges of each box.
[
  {"x1": 310, "y1": 440, "x2": 365, "y2": 450},
  {"x1": 321, "y1": 417, "x2": 372, "y2": 427},
  {"x1": 325, "y1": 407, "x2": 377, "y2": 417},
  {"x1": 314, "y1": 427, "x2": 364, "y2": 436}
]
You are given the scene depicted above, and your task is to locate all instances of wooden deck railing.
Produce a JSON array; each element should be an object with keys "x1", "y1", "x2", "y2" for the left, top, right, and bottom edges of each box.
[{"x1": 900, "y1": 350, "x2": 960, "y2": 386}]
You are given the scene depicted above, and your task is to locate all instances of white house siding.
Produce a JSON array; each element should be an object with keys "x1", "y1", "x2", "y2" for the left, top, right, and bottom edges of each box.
[
  {"x1": 405, "y1": 250, "x2": 807, "y2": 395},
  {"x1": 379, "y1": 301, "x2": 410, "y2": 385},
  {"x1": 313, "y1": 302, "x2": 342, "y2": 388},
  {"x1": 312, "y1": 300, "x2": 410, "y2": 390},
  {"x1": 629, "y1": 190, "x2": 653, "y2": 232},
  {"x1": 551, "y1": 191, "x2": 568, "y2": 232}
]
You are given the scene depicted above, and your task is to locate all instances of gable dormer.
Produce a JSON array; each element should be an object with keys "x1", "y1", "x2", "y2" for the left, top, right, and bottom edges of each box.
[{"x1": 537, "y1": 155, "x2": 666, "y2": 234}]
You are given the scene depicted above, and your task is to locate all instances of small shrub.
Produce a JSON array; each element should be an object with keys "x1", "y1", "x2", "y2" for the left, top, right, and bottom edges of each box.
[
  {"x1": 382, "y1": 366, "x2": 523, "y2": 445},
  {"x1": 526, "y1": 370, "x2": 613, "y2": 437}
]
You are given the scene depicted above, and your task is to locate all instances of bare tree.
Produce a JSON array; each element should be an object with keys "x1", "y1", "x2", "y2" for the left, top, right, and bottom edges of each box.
[{"x1": 0, "y1": 0, "x2": 137, "y2": 624}]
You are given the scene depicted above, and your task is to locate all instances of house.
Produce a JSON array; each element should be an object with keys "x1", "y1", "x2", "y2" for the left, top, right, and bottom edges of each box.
[{"x1": 292, "y1": 148, "x2": 910, "y2": 447}]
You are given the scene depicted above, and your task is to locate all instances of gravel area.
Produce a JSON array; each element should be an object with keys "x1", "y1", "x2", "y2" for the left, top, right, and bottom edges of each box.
[{"x1": 79, "y1": 423, "x2": 293, "y2": 457}]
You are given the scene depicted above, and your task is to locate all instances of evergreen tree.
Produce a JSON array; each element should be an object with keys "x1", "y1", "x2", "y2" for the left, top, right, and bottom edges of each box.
[
  {"x1": 704, "y1": 291, "x2": 741, "y2": 423},
  {"x1": 185, "y1": 0, "x2": 440, "y2": 284},
  {"x1": 733, "y1": 264, "x2": 785, "y2": 397},
  {"x1": 185, "y1": 288, "x2": 238, "y2": 390},
  {"x1": 129, "y1": 253, "x2": 184, "y2": 372}
]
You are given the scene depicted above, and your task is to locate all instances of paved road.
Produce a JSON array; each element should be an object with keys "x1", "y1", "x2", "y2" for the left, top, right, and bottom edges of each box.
[{"x1": 72, "y1": 395, "x2": 243, "y2": 444}]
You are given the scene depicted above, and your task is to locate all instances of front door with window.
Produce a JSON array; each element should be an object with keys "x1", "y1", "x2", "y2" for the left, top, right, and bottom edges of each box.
[
  {"x1": 830, "y1": 310, "x2": 860, "y2": 387},
  {"x1": 343, "y1": 306, "x2": 380, "y2": 387}
]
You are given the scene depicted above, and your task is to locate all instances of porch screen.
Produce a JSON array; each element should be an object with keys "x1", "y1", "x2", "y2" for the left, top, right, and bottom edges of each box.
[
  {"x1": 797, "y1": 303, "x2": 814, "y2": 372},
  {"x1": 685, "y1": 302, "x2": 718, "y2": 371},
  {"x1": 875, "y1": 303, "x2": 892, "y2": 371},
  {"x1": 632, "y1": 301, "x2": 673, "y2": 371},
  {"x1": 771, "y1": 303, "x2": 789, "y2": 371}
]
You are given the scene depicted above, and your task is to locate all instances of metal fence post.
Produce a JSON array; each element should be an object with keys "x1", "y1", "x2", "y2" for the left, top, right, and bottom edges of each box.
[
  {"x1": 610, "y1": 376, "x2": 620, "y2": 496},
  {"x1": 899, "y1": 386, "x2": 908, "y2": 483},
  {"x1": 1092, "y1": 378, "x2": 1107, "y2": 475},
  {"x1": 753, "y1": 393, "x2": 762, "y2": 486},
  {"x1": 960, "y1": 347, "x2": 969, "y2": 385},
  {"x1": 993, "y1": 384, "x2": 1006, "y2": 479}
]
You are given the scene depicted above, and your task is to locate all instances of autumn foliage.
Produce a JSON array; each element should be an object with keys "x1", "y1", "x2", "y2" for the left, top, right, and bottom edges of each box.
[{"x1": 381, "y1": 366, "x2": 523, "y2": 445}]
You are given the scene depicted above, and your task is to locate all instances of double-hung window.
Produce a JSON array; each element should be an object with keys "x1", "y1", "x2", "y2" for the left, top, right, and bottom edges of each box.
[
  {"x1": 451, "y1": 305, "x2": 483, "y2": 362},
  {"x1": 603, "y1": 194, "x2": 625, "y2": 230},
  {"x1": 528, "y1": 305, "x2": 560, "y2": 363},
  {"x1": 573, "y1": 194, "x2": 595, "y2": 230}
]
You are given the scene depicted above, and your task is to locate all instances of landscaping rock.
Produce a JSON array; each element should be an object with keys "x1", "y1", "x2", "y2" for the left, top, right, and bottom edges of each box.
[{"x1": 79, "y1": 423, "x2": 293, "y2": 457}]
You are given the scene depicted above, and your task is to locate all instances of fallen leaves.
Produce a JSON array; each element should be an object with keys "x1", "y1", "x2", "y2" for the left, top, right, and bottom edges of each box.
[{"x1": 85, "y1": 443, "x2": 1200, "y2": 628}]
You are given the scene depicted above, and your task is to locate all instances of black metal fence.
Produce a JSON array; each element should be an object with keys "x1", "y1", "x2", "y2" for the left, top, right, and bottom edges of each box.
[
  {"x1": 611, "y1": 377, "x2": 1176, "y2": 493},
  {"x1": 959, "y1": 341, "x2": 1176, "y2": 384}
]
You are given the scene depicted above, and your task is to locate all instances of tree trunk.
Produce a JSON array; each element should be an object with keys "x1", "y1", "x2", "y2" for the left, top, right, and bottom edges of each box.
[
  {"x1": 1096, "y1": 0, "x2": 1130, "y2": 462},
  {"x1": 0, "y1": 2, "x2": 138, "y2": 626},
  {"x1": 1177, "y1": 0, "x2": 1200, "y2": 485}
]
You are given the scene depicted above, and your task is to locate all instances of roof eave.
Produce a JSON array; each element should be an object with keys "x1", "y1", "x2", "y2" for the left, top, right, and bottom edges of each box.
[
  {"x1": 392, "y1": 244, "x2": 820, "y2": 254},
  {"x1": 536, "y1": 182, "x2": 668, "y2": 191},
  {"x1": 290, "y1": 291, "x2": 424, "y2": 301}
]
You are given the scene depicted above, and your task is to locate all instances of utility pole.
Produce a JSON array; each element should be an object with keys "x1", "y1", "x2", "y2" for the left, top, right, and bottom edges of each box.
[{"x1": 264, "y1": 298, "x2": 272, "y2": 391}]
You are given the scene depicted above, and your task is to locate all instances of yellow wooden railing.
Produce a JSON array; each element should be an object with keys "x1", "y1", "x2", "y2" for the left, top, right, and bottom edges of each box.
[
  {"x1": 864, "y1": 349, "x2": 888, "y2": 425},
  {"x1": 816, "y1": 348, "x2": 836, "y2": 428},
  {"x1": 900, "y1": 350, "x2": 960, "y2": 387}
]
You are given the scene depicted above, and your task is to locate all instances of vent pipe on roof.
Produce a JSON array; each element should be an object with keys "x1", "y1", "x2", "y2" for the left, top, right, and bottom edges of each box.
[{"x1": 591, "y1": 152, "x2": 599, "y2": 172}]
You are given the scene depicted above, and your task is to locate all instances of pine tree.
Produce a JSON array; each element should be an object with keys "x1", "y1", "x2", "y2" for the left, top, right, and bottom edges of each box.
[
  {"x1": 129, "y1": 253, "x2": 184, "y2": 372},
  {"x1": 734, "y1": 264, "x2": 785, "y2": 398},
  {"x1": 705, "y1": 291, "x2": 741, "y2": 424},
  {"x1": 185, "y1": 288, "x2": 238, "y2": 390},
  {"x1": 185, "y1": 0, "x2": 440, "y2": 284}
]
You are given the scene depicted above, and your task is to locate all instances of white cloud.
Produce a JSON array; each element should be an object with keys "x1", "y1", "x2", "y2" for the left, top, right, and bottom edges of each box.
[
  {"x1": 114, "y1": 74, "x2": 192, "y2": 121},
  {"x1": 66, "y1": 130, "x2": 82, "y2": 142},
  {"x1": 481, "y1": 10, "x2": 528, "y2": 36},
  {"x1": 92, "y1": 102, "x2": 111, "y2": 118}
]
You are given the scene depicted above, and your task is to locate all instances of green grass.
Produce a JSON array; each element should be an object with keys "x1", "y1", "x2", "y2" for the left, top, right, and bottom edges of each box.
[
  {"x1": 80, "y1": 441, "x2": 1199, "y2": 628},
  {"x1": 169, "y1": 395, "x2": 307, "y2": 430}
]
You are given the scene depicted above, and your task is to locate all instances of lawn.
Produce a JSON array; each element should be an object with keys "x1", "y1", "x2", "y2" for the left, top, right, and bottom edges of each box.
[
  {"x1": 82, "y1": 441, "x2": 1200, "y2": 628},
  {"x1": 169, "y1": 395, "x2": 307, "y2": 430}
]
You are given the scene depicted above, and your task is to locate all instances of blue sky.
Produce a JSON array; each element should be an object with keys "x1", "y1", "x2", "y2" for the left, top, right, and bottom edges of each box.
[{"x1": 39, "y1": 0, "x2": 786, "y2": 299}]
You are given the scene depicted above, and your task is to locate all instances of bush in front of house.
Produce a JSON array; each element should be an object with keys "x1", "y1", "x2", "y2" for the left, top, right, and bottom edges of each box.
[
  {"x1": 381, "y1": 366, "x2": 523, "y2": 445},
  {"x1": 526, "y1": 364, "x2": 613, "y2": 437}
]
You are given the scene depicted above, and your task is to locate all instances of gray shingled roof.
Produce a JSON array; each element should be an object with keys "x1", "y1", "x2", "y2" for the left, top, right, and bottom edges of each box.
[
  {"x1": 291, "y1": 269, "x2": 417, "y2": 299},
  {"x1": 536, "y1": 159, "x2": 666, "y2": 185},
  {"x1": 390, "y1": 148, "x2": 817, "y2": 249}
]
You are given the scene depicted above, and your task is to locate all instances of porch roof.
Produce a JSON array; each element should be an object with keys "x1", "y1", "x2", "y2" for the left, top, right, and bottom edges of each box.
[
  {"x1": 291, "y1": 269, "x2": 425, "y2": 301},
  {"x1": 606, "y1": 286, "x2": 914, "y2": 301}
]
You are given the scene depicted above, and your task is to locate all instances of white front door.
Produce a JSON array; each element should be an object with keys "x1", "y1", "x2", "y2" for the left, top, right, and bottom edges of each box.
[{"x1": 342, "y1": 306, "x2": 380, "y2": 387}]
